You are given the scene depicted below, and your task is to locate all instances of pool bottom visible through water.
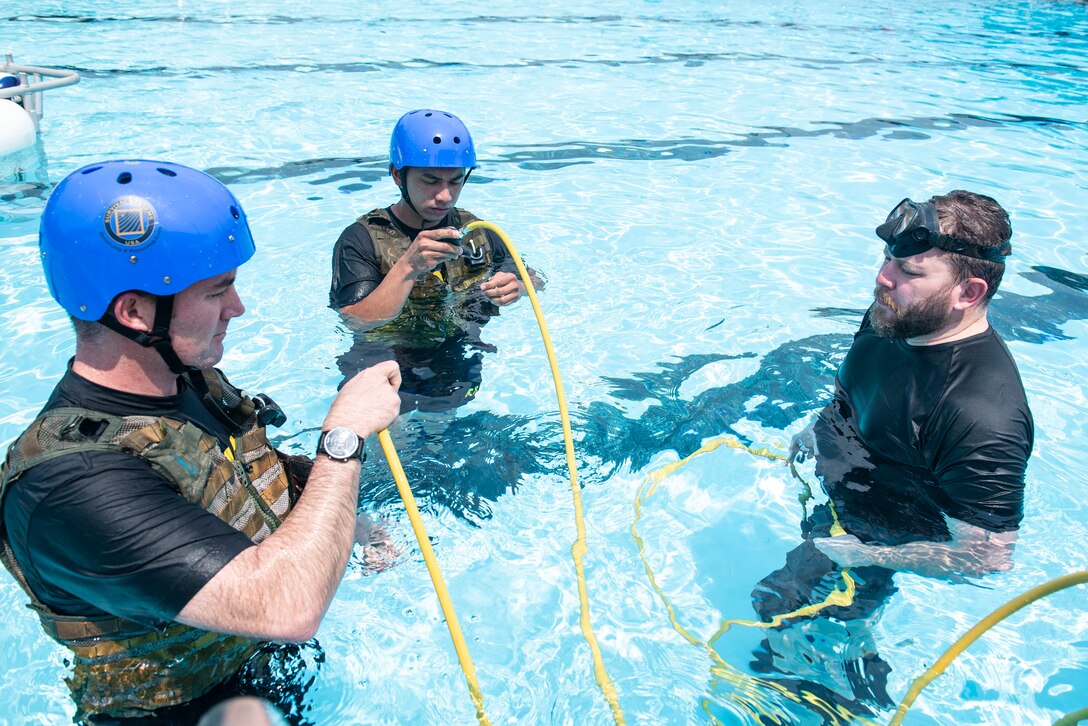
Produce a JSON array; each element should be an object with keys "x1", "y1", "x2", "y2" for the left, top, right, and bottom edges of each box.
[{"x1": 1, "y1": 2, "x2": 1087, "y2": 725}]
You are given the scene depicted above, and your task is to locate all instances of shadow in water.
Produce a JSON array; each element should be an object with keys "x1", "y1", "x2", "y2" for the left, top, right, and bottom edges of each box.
[
  {"x1": 200, "y1": 113, "x2": 1084, "y2": 194},
  {"x1": 349, "y1": 262, "x2": 1088, "y2": 526},
  {"x1": 989, "y1": 265, "x2": 1088, "y2": 343},
  {"x1": 0, "y1": 140, "x2": 52, "y2": 206},
  {"x1": 584, "y1": 334, "x2": 852, "y2": 470},
  {"x1": 358, "y1": 408, "x2": 553, "y2": 526}
]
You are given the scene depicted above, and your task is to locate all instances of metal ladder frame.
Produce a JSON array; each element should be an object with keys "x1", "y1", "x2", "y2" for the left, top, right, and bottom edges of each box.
[{"x1": 2, "y1": 53, "x2": 81, "y2": 132}]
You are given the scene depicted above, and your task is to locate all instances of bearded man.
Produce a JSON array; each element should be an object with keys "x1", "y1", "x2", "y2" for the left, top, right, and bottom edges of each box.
[{"x1": 748, "y1": 191, "x2": 1034, "y2": 711}]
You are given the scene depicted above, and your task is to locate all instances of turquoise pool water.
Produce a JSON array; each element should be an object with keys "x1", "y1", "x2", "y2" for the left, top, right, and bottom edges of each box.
[{"x1": 2, "y1": 1, "x2": 1087, "y2": 724}]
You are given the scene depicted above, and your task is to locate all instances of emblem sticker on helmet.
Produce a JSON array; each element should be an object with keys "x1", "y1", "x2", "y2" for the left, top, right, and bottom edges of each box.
[{"x1": 103, "y1": 196, "x2": 158, "y2": 246}]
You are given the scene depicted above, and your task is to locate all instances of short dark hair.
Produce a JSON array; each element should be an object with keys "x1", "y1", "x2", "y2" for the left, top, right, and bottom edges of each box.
[
  {"x1": 70, "y1": 290, "x2": 158, "y2": 341},
  {"x1": 932, "y1": 190, "x2": 1012, "y2": 303},
  {"x1": 71, "y1": 316, "x2": 106, "y2": 341}
]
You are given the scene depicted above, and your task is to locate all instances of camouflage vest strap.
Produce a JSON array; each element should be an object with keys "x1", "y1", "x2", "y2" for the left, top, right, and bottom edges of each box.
[
  {"x1": 0, "y1": 370, "x2": 295, "y2": 717},
  {"x1": 0, "y1": 407, "x2": 219, "y2": 504},
  {"x1": 359, "y1": 207, "x2": 495, "y2": 298},
  {"x1": 197, "y1": 367, "x2": 257, "y2": 423}
]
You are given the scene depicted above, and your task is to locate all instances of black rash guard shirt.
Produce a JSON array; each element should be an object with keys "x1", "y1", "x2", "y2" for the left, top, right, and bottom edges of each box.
[
  {"x1": 813, "y1": 310, "x2": 1034, "y2": 545},
  {"x1": 329, "y1": 206, "x2": 515, "y2": 309},
  {"x1": 1, "y1": 367, "x2": 255, "y2": 627}
]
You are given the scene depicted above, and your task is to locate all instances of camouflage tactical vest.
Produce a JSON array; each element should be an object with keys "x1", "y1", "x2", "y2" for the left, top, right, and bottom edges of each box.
[
  {"x1": 0, "y1": 369, "x2": 294, "y2": 719},
  {"x1": 362, "y1": 207, "x2": 494, "y2": 304}
]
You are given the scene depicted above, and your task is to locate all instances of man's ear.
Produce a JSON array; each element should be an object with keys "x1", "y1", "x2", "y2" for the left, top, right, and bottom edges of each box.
[
  {"x1": 390, "y1": 165, "x2": 403, "y2": 186},
  {"x1": 954, "y1": 278, "x2": 989, "y2": 310},
  {"x1": 110, "y1": 291, "x2": 155, "y2": 332}
]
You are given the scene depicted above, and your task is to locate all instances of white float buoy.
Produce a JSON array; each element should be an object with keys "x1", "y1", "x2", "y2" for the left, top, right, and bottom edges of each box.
[{"x1": 0, "y1": 98, "x2": 36, "y2": 156}]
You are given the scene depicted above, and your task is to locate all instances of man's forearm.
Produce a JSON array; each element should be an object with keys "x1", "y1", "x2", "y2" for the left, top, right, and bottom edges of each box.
[
  {"x1": 847, "y1": 538, "x2": 1012, "y2": 578},
  {"x1": 814, "y1": 521, "x2": 1017, "y2": 580},
  {"x1": 340, "y1": 266, "x2": 416, "y2": 328},
  {"x1": 177, "y1": 457, "x2": 364, "y2": 642}
]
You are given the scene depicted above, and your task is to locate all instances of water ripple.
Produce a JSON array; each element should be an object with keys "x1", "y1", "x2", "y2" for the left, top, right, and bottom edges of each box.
[{"x1": 197, "y1": 112, "x2": 1087, "y2": 197}]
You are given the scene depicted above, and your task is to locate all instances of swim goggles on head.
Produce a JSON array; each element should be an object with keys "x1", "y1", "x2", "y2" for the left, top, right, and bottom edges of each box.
[{"x1": 875, "y1": 198, "x2": 1008, "y2": 263}]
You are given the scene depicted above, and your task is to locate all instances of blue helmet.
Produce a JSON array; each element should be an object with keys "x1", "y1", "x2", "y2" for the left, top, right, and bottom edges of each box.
[
  {"x1": 39, "y1": 160, "x2": 255, "y2": 321},
  {"x1": 389, "y1": 109, "x2": 476, "y2": 170}
]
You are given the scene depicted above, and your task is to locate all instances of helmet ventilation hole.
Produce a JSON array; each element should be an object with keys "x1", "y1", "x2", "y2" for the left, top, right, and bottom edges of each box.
[
  {"x1": 156, "y1": 167, "x2": 177, "y2": 177},
  {"x1": 433, "y1": 135, "x2": 442, "y2": 144},
  {"x1": 453, "y1": 136, "x2": 460, "y2": 144},
  {"x1": 230, "y1": 205, "x2": 240, "y2": 219},
  {"x1": 80, "y1": 166, "x2": 102, "y2": 175},
  {"x1": 117, "y1": 172, "x2": 132, "y2": 184}
]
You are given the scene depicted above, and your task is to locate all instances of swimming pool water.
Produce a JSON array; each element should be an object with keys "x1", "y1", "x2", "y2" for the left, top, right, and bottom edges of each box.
[{"x1": 2, "y1": 1, "x2": 1087, "y2": 724}]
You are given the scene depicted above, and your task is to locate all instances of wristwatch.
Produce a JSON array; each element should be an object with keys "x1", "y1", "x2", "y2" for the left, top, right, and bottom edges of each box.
[{"x1": 316, "y1": 427, "x2": 366, "y2": 462}]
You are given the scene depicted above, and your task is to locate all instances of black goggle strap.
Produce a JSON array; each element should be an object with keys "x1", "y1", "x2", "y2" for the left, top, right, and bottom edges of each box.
[
  {"x1": 99, "y1": 294, "x2": 193, "y2": 375},
  {"x1": 878, "y1": 198, "x2": 1008, "y2": 263},
  {"x1": 933, "y1": 235, "x2": 1009, "y2": 263}
]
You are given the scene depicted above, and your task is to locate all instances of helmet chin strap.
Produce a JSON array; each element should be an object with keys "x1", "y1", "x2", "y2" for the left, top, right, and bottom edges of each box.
[
  {"x1": 396, "y1": 167, "x2": 422, "y2": 218},
  {"x1": 99, "y1": 295, "x2": 194, "y2": 375}
]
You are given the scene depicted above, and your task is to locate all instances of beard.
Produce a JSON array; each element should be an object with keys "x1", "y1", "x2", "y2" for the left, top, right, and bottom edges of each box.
[{"x1": 870, "y1": 287, "x2": 953, "y2": 339}]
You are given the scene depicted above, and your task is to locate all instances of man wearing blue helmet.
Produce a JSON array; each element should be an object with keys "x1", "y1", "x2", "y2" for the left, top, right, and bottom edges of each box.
[
  {"x1": 329, "y1": 110, "x2": 537, "y2": 413},
  {"x1": 330, "y1": 109, "x2": 526, "y2": 323},
  {"x1": 0, "y1": 161, "x2": 401, "y2": 721}
]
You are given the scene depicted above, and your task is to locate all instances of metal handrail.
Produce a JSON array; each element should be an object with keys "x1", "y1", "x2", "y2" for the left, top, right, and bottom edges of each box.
[
  {"x1": 1, "y1": 53, "x2": 81, "y2": 131},
  {"x1": 1, "y1": 56, "x2": 81, "y2": 97}
]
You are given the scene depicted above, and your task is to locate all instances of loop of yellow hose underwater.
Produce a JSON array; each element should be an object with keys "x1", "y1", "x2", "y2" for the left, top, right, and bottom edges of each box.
[
  {"x1": 630, "y1": 435, "x2": 872, "y2": 725},
  {"x1": 635, "y1": 435, "x2": 857, "y2": 641},
  {"x1": 464, "y1": 220, "x2": 626, "y2": 725},
  {"x1": 635, "y1": 436, "x2": 1088, "y2": 725}
]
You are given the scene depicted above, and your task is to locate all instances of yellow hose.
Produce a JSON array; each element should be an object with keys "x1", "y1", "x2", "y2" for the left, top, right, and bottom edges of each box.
[
  {"x1": 638, "y1": 439, "x2": 1087, "y2": 724},
  {"x1": 889, "y1": 570, "x2": 1088, "y2": 725},
  {"x1": 635, "y1": 436, "x2": 1088, "y2": 724},
  {"x1": 465, "y1": 220, "x2": 626, "y2": 725},
  {"x1": 637, "y1": 434, "x2": 858, "y2": 639},
  {"x1": 377, "y1": 429, "x2": 490, "y2": 725},
  {"x1": 629, "y1": 436, "x2": 872, "y2": 725},
  {"x1": 1053, "y1": 706, "x2": 1088, "y2": 726}
]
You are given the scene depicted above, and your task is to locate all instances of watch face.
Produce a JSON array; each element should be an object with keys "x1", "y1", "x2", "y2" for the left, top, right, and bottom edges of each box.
[{"x1": 323, "y1": 427, "x2": 360, "y2": 459}]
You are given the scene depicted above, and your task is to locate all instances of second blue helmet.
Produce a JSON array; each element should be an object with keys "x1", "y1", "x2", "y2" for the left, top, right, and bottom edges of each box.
[{"x1": 389, "y1": 109, "x2": 476, "y2": 170}]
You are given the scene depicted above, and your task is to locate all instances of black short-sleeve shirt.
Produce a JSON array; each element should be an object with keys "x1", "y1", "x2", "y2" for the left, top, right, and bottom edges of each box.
[
  {"x1": 1, "y1": 367, "x2": 255, "y2": 627},
  {"x1": 813, "y1": 311, "x2": 1034, "y2": 545}
]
